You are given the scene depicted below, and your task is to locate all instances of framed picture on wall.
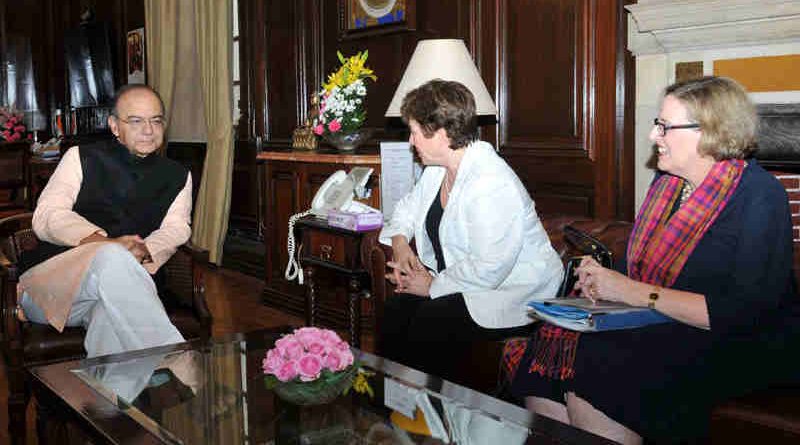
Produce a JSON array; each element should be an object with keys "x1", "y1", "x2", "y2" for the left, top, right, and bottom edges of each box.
[
  {"x1": 127, "y1": 28, "x2": 146, "y2": 84},
  {"x1": 339, "y1": 0, "x2": 415, "y2": 40}
]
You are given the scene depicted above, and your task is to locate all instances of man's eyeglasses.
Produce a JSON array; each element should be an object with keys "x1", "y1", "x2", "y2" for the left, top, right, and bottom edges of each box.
[
  {"x1": 116, "y1": 116, "x2": 166, "y2": 130},
  {"x1": 653, "y1": 118, "x2": 700, "y2": 137}
]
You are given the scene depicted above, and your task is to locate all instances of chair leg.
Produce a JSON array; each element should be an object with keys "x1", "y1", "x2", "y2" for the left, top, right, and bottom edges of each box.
[
  {"x1": 35, "y1": 391, "x2": 72, "y2": 445},
  {"x1": 7, "y1": 365, "x2": 30, "y2": 445}
]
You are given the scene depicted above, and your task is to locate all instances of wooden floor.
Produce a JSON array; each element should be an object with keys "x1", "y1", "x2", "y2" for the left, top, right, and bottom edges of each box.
[{"x1": 0, "y1": 266, "x2": 322, "y2": 445}]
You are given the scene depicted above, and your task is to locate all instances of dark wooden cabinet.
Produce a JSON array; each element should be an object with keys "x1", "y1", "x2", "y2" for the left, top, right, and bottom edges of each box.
[
  {"x1": 295, "y1": 217, "x2": 379, "y2": 347},
  {"x1": 28, "y1": 156, "x2": 59, "y2": 208},
  {"x1": 0, "y1": 142, "x2": 31, "y2": 215},
  {"x1": 258, "y1": 149, "x2": 381, "y2": 322}
]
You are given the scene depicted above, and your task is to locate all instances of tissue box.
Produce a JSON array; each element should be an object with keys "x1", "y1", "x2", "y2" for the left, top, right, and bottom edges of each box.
[{"x1": 327, "y1": 209, "x2": 383, "y2": 232}]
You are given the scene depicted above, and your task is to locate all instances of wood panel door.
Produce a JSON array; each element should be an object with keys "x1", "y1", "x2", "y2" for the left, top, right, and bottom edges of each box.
[{"x1": 485, "y1": 0, "x2": 632, "y2": 219}]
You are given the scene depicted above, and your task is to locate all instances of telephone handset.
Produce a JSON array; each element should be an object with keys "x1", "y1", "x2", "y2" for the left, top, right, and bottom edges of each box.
[
  {"x1": 310, "y1": 167, "x2": 374, "y2": 217},
  {"x1": 285, "y1": 167, "x2": 377, "y2": 283}
]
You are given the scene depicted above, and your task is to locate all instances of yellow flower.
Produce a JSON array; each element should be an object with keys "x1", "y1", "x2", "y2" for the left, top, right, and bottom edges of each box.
[
  {"x1": 322, "y1": 51, "x2": 377, "y2": 92},
  {"x1": 351, "y1": 368, "x2": 375, "y2": 398}
]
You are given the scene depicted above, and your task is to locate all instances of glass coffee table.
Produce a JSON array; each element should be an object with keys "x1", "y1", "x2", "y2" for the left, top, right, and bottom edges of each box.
[{"x1": 30, "y1": 327, "x2": 613, "y2": 444}]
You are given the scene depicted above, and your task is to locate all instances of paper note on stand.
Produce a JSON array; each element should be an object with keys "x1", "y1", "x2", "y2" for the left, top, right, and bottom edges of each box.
[
  {"x1": 384, "y1": 377, "x2": 418, "y2": 419},
  {"x1": 380, "y1": 142, "x2": 417, "y2": 221}
]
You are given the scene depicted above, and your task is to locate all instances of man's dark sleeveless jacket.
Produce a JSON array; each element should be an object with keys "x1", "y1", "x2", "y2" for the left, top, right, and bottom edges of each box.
[{"x1": 20, "y1": 139, "x2": 188, "y2": 273}]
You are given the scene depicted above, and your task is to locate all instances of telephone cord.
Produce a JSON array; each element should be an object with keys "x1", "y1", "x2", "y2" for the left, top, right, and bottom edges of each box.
[{"x1": 285, "y1": 210, "x2": 313, "y2": 284}]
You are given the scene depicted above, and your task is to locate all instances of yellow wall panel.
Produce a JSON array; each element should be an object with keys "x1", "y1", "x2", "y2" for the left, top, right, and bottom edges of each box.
[{"x1": 714, "y1": 55, "x2": 800, "y2": 92}]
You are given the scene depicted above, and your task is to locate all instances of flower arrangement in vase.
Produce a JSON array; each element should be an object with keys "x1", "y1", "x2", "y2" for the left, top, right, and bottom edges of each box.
[
  {"x1": 313, "y1": 51, "x2": 377, "y2": 151},
  {"x1": 0, "y1": 108, "x2": 28, "y2": 143},
  {"x1": 263, "y1": 327, "x2": 363, "y2": 406}
]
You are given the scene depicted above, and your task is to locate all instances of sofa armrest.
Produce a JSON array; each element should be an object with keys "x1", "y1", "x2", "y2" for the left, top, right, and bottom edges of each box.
[
  {"x1": 162, "y1": 243, "x2": 212, "y2": 340},
  {"x1": 361, "y1": 235, "x2": 394, "y2": 355}
]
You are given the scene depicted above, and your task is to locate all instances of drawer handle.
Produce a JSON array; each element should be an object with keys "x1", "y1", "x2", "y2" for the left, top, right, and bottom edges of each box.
[{"x1": 320, "y1": 244, "x2": 333, "y2": 261}]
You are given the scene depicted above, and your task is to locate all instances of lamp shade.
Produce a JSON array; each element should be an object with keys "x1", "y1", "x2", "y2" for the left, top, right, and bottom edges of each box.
[{"x1": 385, "y1": 39, "x2": 497, "y2": 118}]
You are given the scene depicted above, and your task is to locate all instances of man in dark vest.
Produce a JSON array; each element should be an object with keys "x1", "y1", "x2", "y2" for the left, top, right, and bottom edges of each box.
[{"x1": 16, "y1": 84, "x2": 192, "y2": 358}]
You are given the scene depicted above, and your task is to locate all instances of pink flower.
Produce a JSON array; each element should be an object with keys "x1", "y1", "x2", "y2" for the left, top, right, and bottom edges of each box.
[
  {"x1": 320, "y1": 329, "x2": 343, "y2": 346},
  {"x1": 275, "y1": 360, "x2": 298, "y2": 382},
  {"x1": 13, "y1": 125, "x2": 25, "y2": 133},
  {"x1": 26, "y1": 134, "x2": 32, "y2": 141},
  {"x1": 297, "y1": 353, "x2": 323, "y2": 381},
  {"x1": 323, "y1": 349, "x2": 351, "y2": 372},
  {"x1": 275, "y1": 336, "x2": 304, "y2": 360},
  {"x1": 8, "y1": 133, "x2": 19, "y2": 142},
  {"x1": 294, "y1": 326, "x2": 323, "y2": 344},
  {"x1": 262, "y1": 348, "x2": 284, "y2": 374},
  {"x1": 339, "y1": 348, "x2": 354, "y2": 368},
  {"x1": 328, "y1": 120, "x2": 341, "y2": 133},
  {"x1": 3, "y1": 121, "x2": 12, "y2": 129},
  {"x1": 1, "y1": 130, "x2": 10, "y2": 139},
  {"x1": 313, "y1": 124, "x2": 324, "y2": 135}
]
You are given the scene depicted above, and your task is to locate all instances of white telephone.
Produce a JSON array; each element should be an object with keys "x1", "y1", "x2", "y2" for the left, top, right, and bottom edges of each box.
[
  {"x1": 310, "y1": 167, "x2": 375, "y2": 217},
  {"x1": 285, "y1": 167, "x2": 378, "y2": 283}
]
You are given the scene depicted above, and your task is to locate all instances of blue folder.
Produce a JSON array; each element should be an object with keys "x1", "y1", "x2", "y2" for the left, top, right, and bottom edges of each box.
[{"x1": 528, "y1": 298, "x2": 675, "y2": 332}]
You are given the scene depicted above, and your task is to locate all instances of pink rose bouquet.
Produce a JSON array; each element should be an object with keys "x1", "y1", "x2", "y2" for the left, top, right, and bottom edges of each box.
[
  {"x1": 0, "y1": 108, "x2": 28, "y2": 142},
  {"x1": 263, "y1": 327, "x2": 355, "y2": 383},
  {"x1": 263, "y1": 327, "x2": 360, "y2": 405}
]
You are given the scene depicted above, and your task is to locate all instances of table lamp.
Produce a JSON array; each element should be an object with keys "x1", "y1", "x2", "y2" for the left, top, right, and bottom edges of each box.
[
  {"x1": 24, "y1": 110, "x2": 47, "y2": 143},
  {"x1": 385, "y1": 39, "x2": 497, "y2": 120}
]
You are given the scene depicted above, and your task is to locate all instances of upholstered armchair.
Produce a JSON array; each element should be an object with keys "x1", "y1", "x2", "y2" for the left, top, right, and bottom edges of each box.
[{"x1": 0, "y1": 212, "x2": 212, "y2": 445}]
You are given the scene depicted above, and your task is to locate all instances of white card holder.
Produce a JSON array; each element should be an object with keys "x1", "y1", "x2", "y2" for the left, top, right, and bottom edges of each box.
[{"x1": 383, "y1": 377, "x2": 449, "y2": 441}]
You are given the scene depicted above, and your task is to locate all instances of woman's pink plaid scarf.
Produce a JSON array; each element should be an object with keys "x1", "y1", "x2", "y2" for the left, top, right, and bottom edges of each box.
[
  {"x1": 627, "y1": 159, "x2": 745, "y2": 287},
  {"x1": 504, "y1": 159, "x2": 745, "y2": 383}
]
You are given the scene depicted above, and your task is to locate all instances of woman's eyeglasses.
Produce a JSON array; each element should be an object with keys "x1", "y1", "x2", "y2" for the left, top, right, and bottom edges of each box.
[{"x1": 653, "y1": 118, "x2": 700, "y2": 137}]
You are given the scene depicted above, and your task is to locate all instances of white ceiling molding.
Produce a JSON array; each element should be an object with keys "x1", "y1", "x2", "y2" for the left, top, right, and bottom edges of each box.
[{"x1": 626, "y1": 0, "x2": 800, "y2": 55}]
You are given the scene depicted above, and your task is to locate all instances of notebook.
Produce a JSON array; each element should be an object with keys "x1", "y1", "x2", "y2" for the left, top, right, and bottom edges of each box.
[{"x1": 528, "y1": 298, "x2": 675, "y2": 332}]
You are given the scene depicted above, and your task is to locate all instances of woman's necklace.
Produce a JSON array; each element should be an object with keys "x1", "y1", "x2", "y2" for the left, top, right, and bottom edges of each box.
[
  {"x1": 679, "y1": 181, "x2": 694, "y2": 206},
  {"x1": 442, "y1": 173, "x2": 453, "y2": 194},
  {"x1": 441, "y1": 171, "x2": 456, "y2": 206}
]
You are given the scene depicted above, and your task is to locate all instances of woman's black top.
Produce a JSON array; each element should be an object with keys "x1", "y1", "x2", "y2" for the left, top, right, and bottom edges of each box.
[{"x1": 425, "y1": 187, "x2": 447, "y2": 273}]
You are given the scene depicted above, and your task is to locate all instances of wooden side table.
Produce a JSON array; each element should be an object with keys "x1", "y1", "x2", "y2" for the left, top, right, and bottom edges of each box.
[{"x1": 294, "y1": 216, "x2": 379, "y2": 348}]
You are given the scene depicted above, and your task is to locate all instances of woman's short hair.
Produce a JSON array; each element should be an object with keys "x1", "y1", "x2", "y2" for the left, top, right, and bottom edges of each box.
[
  {"x1": 400, "y1": 79, "x2": 478, "y2": 149},
  {"x1": 665, "y1": 76, "x2": 758, "y2": 160}
]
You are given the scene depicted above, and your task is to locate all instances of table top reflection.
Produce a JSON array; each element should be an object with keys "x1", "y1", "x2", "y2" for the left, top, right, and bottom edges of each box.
[{"x1": 31, "y1": 328, "x2": 612, "y2": 445}]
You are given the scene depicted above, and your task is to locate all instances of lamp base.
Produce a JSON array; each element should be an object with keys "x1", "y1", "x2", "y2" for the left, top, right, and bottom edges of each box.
[{"x1": 390, "y1": 407, "x2": 431, "y2": 437}]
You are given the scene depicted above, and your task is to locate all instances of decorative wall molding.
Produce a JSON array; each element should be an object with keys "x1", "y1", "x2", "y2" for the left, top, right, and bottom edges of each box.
[{"x1": 626, "y1": 0, "x2": 800, "y2": 55}]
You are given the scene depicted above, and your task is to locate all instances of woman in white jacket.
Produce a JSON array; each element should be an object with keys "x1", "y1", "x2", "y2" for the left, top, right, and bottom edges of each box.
[{"x1": 379, "y1": 79, "x2": 563, "y2": 379}]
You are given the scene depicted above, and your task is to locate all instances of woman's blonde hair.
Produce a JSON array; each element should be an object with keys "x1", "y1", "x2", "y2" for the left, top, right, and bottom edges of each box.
[{"x1": 665, "y1": 76, "x2": 758, "y2": 160}]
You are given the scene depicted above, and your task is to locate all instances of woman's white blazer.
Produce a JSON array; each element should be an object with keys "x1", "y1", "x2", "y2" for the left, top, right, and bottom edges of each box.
[{"x1": 380, "y1": 141, "x2": 563, "y2": 328}]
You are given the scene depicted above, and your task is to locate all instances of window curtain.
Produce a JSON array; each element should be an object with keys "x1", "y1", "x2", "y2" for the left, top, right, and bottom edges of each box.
[
  {"x1": 191, "y1": 0, "x2": 234, "y2": 264},
  {"x1": 144, "y1": 0, "x2": 177, "y2": 134},
  {"x1": 144, "y1": 0, "x2": 206, "y2": 143},
  {"x1": 145, "y1": 0, "x2": 232, "y2": 264}
]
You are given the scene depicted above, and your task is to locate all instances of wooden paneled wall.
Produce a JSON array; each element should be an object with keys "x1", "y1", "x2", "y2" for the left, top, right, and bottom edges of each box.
[{"x1": 238, "y1": 0, "x2": 635, "y2": 220}]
